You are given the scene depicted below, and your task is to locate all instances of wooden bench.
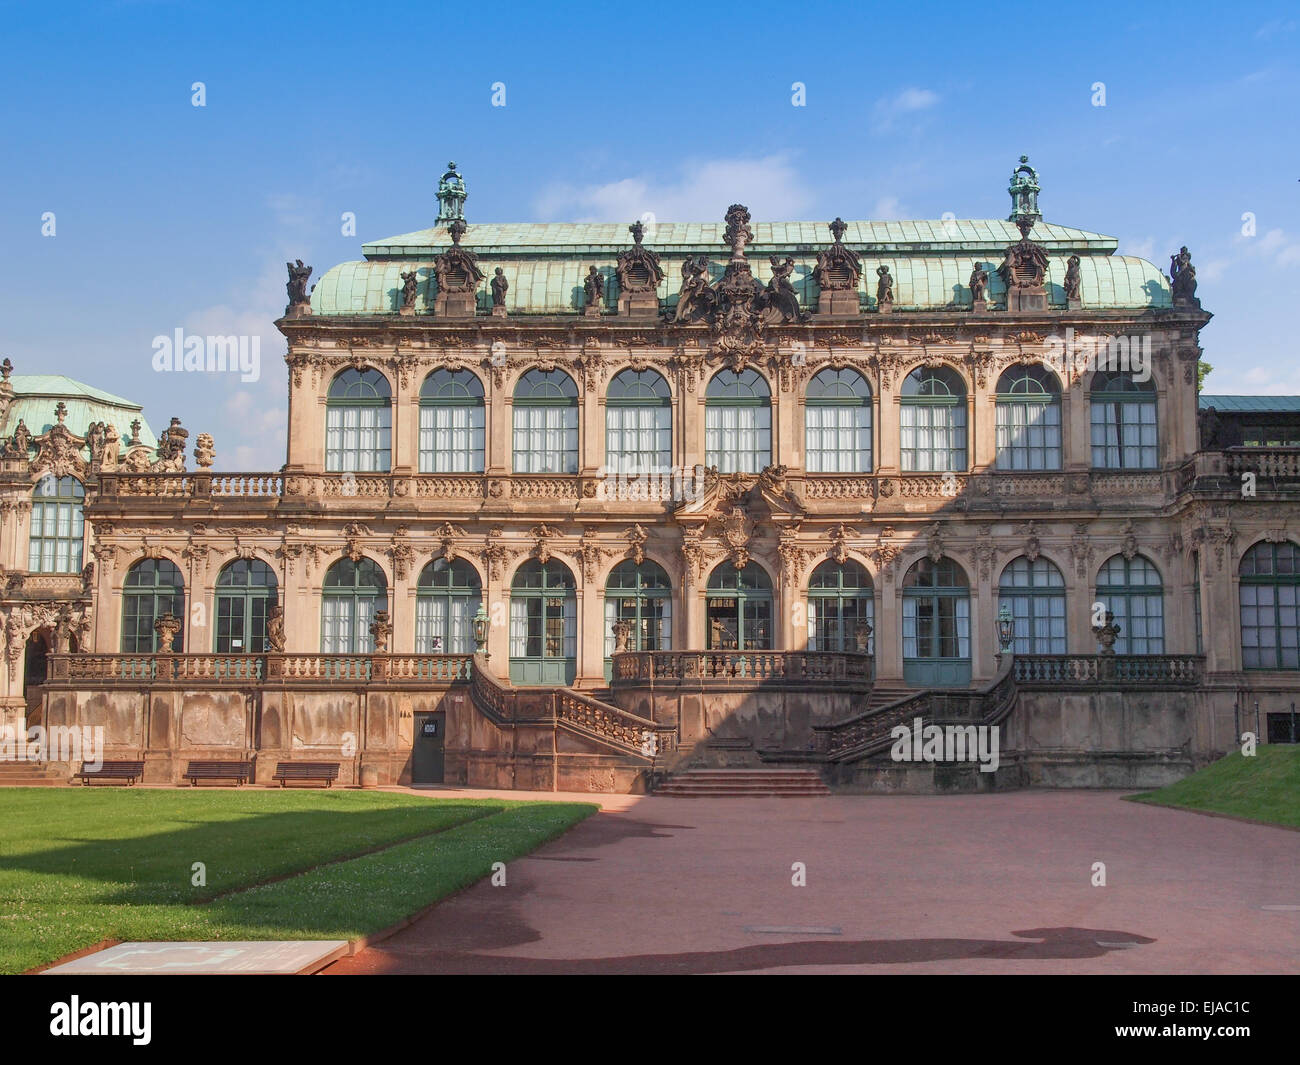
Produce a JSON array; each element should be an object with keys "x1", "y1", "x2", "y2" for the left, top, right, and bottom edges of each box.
[
  {"x1": 272, "y1": 761, "x2": 340, "y2": 788},
  {"x1": 77, "y1": 760, "x2": 145, "y2": 786},
  {"x1": 185, "y1": 760, "x2": 253, "y2": 787}
]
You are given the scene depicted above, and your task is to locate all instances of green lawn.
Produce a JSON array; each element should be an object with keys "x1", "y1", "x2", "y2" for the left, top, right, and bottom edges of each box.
[
  {"x1": 0, "y1": 789, "x2": 596, "y2": 974},
  {"x1": 1129, "y1": 745, "x2": 1300, "y2": 828}
]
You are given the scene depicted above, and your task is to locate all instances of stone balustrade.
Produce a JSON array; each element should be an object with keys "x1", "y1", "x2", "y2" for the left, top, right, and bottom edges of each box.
[
  {"x1": 47, "y1": 652, "x2": 473, "y2": 687},
  {"x1": 1012, "y1": 653, "x2": 1203, "y2": 686},
  {"x1": 611, "y1": 650, "x2": 873, "y2": 689}
]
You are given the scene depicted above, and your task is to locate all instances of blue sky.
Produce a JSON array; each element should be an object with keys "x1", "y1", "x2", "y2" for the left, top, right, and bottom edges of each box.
[{"x1": 1, "y1": 0, "x2": 1297, "y2": 469}]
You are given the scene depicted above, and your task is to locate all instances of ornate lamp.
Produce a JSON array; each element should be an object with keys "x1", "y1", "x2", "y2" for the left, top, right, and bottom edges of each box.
[
  {"x1": 472, "y1": 604, "x2": 490, "y2": 656},
  {"x1": 996, "y1": 604, "x2": 1015, "y2": 657}
]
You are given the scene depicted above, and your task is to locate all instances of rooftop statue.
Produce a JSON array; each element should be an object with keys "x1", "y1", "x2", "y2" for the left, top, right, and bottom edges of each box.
[
  {"x1": 761, "y1": 255, "x2": 809, "y2": 323},
  {"x1": 286, "y1": 259, "x2": 313, "y2": 305},
  {"x1": 671, "y1": 256, "x2": 716, "y2": 323},
  {"x1": 876, "y1": 265, "x2": 895, "y2": 306},
  {"x1": 968, "y1": 263, "x2": 989, "y2": 303},
  {"x1": 1064, "y1": 254, "x2": 1082, "y2": 302},
  {"x1": 491, "y1": 267, "x2": 509, "y2": 307},
  {"x1": 400, "y1": 269, "x2": 419, "y2": 311},
  {"x1": 1169, "y1": 246, "x2": 1197, "y2": 302},
  {"x1": 584, "y1": 266, "x2": 605, "y2": 309}
]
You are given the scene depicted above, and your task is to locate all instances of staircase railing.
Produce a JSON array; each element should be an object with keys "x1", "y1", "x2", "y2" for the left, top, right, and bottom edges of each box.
[
  {"x1": 611, "y1": 650, "x2": 873, "y2": 689},
  {"x1": 1013, "y1": 654, "x2": 1202, "y2": 686}
]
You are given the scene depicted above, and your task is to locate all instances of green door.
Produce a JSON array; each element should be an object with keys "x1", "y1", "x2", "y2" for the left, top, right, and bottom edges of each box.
[
  {"x1": 510, "y1": 560, "x2": 577, "y2": 685},
  {"x1": 706, "y1": 562, "x2": 773, "y2": 655},
  {"x1": 603, "y1": 559, "x2": 673, "y2": 681},
  {"x1": 902, "y1": 556, "x2": 971, "y2": 687}
]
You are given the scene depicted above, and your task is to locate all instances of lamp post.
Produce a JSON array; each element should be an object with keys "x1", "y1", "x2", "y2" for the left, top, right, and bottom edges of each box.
[
  {"x1": 996, "y1": 603, "x2": 1014, "y2": 665},
  {"x1": 472, "y1": 604, "x2": 490, "y2": 658}
]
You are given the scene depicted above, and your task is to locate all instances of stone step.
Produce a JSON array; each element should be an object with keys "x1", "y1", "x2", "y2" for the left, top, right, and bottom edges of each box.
[{"x1": 657, "y1": 767, "x2": 830, "y2": 797}]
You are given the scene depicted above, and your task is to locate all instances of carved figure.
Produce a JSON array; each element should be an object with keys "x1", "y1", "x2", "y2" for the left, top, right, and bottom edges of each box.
[
  {"x1": 400, "y1": 269, "x2": 419, "y2": 310},
  {"x1": 1169, "y1": 246, "x2": 1197, "y2": 301},
  {"x1": 876, "y1": 265, "x2": 895, "y2": 306},
  {"x1": 1063, "y1": 254, "x2": 1082, "y2": 301},
  {"x1": 286, "y1": 259, "x2": 313, "y2": 305},
  {"x1": 491, "y1": 267, "x2": 509, "y2": 307},
  {"x1": 969, "y1": 264, "x2": 989, "y2": 302},
  {"x1": 584, "y1": 266, "x2": 604, "y2": 309}
]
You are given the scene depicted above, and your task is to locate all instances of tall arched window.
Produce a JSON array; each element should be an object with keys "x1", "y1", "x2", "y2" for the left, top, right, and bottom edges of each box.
[
  {"x1": 122, "y1": 559, "x2": 184, "y2": 653},
  {"x1": 509, "y1": 559, "x2": 577, "y2": 684},
  {"x1": 326, "y1": 368, "x2": 392, "y2": 472},
  {"x1": 706, "y1": 562, "x2": 772, "y2": 650},
  {"x1": 995, "y1": 365, "x2": 1062, "y2": 470},
  {"x1": 1095, "y1": 554, "x2": 1163, "y2": 654},
  {"x1": 29, "y1": 475, "x2": 84, "y2": 573},
  {"x1": 513, "y1": 369, "x2": 579, "y2": 474},
  {"x1": 605, "y1": 369, "x2": 671, "y2": 475},
  {"x1": 805, "y1": 367, "x2": 872, "y2": 472},
  {"x1": 1090, "y1": 371, "x2": 1157, "y2": 469},
  {"x1": 321, "y1": 558, "x2": 387, "y2": 654},
  {"x1": 416, "y1": 558, "x2": 482, "y2": 654},
  {"x1": 215, "y1": 559, "x2": 278, "y2": 653},
  {"x1": 419, "y1": 369, "x2": 484, "y2": 473},
  {"x1": 604, "y1": 560, "x2": 672, "y2": 677},
  {"x1": 1239, "y1": 541, "x2": 1300, "y2": 669},
  {"x1": 902, "y1": 556, "x2": 971, "y2": 685},
  {"x1": 900, "y1": 366, "x2": 967, "y2": 472},
  {"x1": 998, "y1": 556, "x2": 1066, "y2": 654},
  {"x1": 1192, "y1": 551, "x2": 1203, "y2": 654},
  {"x1": 807, "y1": 559, "x2": 874, "y2": 652},
  {"x1": 705, "y1": 370, "x2": 771, "y2": 474}
]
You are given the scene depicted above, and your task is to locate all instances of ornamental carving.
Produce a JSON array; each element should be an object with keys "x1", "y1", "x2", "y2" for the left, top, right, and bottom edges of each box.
[
  {"x1": 626, "y1": 523, "x2": 647, "y2": 565},
  {"x1": 812, "y1": 218, "x2": 862, "y2": 291},
  {"x1": 482, "y1": 527, "x2": 510, "y2": 581},
  {"x1": 1069, "y1": 523, "x2": 1093, "y2": 579},
  {"x1": 721, "y1": 505, "x2": 751, "y2": 569},
  {"x1": 616, "y1": 221, "x2": 665, "y2": 294},
  {"x1": 573, "y1": 339, "x2": 605, "y2": 392},
  {"x1": 828, "y1": 523, "x2": 854, "y2": 565},
  {"x1": 435, "y1": 522, "x2": 467, "y2": 563},
  {"x1": 389, "y1": 525, "x2": 415, "y2": 580},
  {"x1": 530, "y1": 523, "x2": 562, "y2": 564},
  {"x1": 670, "y1": 347, "x2": 706, "y2": 394},
  {"x1": 1020, "y1": 521, "x2": 1041, "y2": 562},
  {"x1": 870, "y1": 534, "x2": 901, "y2": 583},
  {"x1": 973, "y1": 532, "x2": 998, "y2": 582},
  {"x1": 578, "y1": 528, "x2": 607, "y2": 583},
  {"x1": 29, "y1": 403, "x2": 89, "y2": 480},
  {"x1": 342, "y1": 522, "x2": 370, "y2": 563},
  {"x1": 1120, "y1": 520, "x2": 1139, "y2": 561},
  {"x1": 432, "y1": 219, "x2": 485, "y2": 294},
  {"x1": 777, "y1": 527, "x2": 807, "y2": 588},
  {"x1": 680, "y1": 531, "x2": 706, "y2": 581},
  {"x1": 276, "y1": 542, "x2": 303, "y2": 575},
  {"x1": 925, "y1": 522, "x2": 945, "y2": 563}
]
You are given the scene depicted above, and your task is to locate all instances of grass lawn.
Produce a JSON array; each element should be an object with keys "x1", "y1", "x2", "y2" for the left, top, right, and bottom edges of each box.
[
  {"x1": 0, "y1": 788, "x2": 596, "y2": 974},
  {"x1": 1128, "y1": 745, "x2": 1300, "y2": 828}
]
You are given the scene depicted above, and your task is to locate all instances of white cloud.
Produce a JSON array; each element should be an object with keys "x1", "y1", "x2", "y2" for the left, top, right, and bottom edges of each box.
[
  {"x1": 533, "y1": 155, "x2": 814, "y2": 224},
  {"x1": 870, "y1": 196, "x2": 907, "y2": 220},
  {"x1": 871, "y1": 87, "x2": 940, "y2": 131}
]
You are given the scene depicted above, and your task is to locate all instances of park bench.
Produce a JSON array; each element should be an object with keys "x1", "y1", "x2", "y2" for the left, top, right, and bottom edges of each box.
[
  {"x1": 272, "y1": 761, "x2": 340, "y2": 788},
  {"x1": 77, "y1": 760, "x2": 145, "y2": 786},
  {"x1": 184, "y1": 760, "x2": 253, "y2": 787}
]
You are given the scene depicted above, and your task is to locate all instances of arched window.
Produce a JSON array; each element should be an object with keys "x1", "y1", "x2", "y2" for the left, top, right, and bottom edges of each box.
[
  {"x1": 706, "y1": 562, "x2": 772, "y2": 650},
  {"x1": 419, "y1": 369, "x2": 484, "y2": 473},
  {"x1": 509, "y1": 559, "x2": 577, "y2": 683},
  {"x1": 321, "y1": 558, "x2": 387, "y2": 654},
  {"x1": 900, "y1": 366, "x2": 967, "y2": 472},
  {"x1": 995, "y1": 365, "x2": 1062, "y2": 470},
  {"x1": 416, "y1": 559, "x2": 482, "y2": 654},
  {"x1": 902, "y1": 556, "x2": 971, "y2": 685},
  {"x1": 122, "y1": 559, "x2": 184, "y2": 653},
  {"x1": 1090, "y1": 371, "x2": 1157, "y2": 469},
  {"x1": 807, "y1": 559, "x2": 874, "y2": 652},
  {"x1": 705, "y1": 370, "x2": 771, "y2": 474},
  {"x1": 805, "y1": 367, "x2": 872, "y2": 472},
  {"x1": 215, "y1": 559, "x2": 278, "y2": 653},
  {"x1": 1095, "y1": 554, "x2": 1163, "y2": 654},
  {"x1": 605, "y1": 369, "x2": 671, "y2": 475},
  {"x1": 604, "y1": 560, "x2": 672, "y2": 677},
  {"x1": 998, "y1": 556, "x2": 1066, "y2": 654},
  {"x1": 326, "y1": 368, "x2": 392, "y2": 472},
  {"x1": 513, "y1": 369, "x2": 579, "y2": 474},
  {"x1": 1239, "y1": 541, "x2": 1300, "y2": 669},
  {"x1": 29, "y1": 475, "x2": 84, "y2": 573}
]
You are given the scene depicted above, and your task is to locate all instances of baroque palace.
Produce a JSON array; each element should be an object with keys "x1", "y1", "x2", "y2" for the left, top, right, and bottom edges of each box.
[{"x1": 15, "y1": 158, "x2": 1300, "y2": 792}]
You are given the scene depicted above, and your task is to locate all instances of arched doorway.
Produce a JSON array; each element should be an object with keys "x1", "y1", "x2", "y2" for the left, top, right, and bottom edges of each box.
[
  {"x1": 416, "y1": 558, "x2": 483, "y2": 653},
  {"x1": 807, "y1": 559, "x2": 874, "y2": 653},
  {"x1": 24, "y1": 630, "x2": 49, "y2": 725},
  {"x1": 604, "y1": 559, "x2": 672, "y2": 679},
  {"x1": 706, "y1": 562, "x2": 773, "y2": 651},
  {"x1": 902, "y1": 556, "x2": 971, "y2": 686},
  {"x1": 509, "y1": 559, "x2": 577, "y2": 684},
  {"x1": 215, "y1": 559, "x2": 278, "y2": 653}
]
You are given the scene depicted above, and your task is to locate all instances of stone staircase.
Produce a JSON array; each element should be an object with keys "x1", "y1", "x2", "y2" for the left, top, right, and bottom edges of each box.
[
  {"x1": 655, "y1": 768, "x2": 831, "y2": 797},
  {"x1": 0, "y1": 762, "x2": 67, "y2": 787},
  {"x1": 863, "y1": 685, "x2": 914, "y2": 711}
]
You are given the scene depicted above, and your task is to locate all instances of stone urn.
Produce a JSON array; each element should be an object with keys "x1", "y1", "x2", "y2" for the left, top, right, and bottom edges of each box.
[
  {"x1": 611, "y1": 620, "x2": 632, "y2": 654},
  {"x1": 1092, "y1": 611, "x2": 1121, "y2": 655},
  {"x1": 853, "y1": 621, "x2": 873, "y2": 653},
  {"x1": 153, "y1": 612, "x2": 181, "y2": 654}
]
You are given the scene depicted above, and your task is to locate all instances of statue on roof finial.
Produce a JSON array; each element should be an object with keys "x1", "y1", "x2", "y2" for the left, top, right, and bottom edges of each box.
[
  {"x1": 723, "y1": 204, "x2": 753, "y2": 260},
  {"x1": 1008, "y1": 155, "x2": 1042, "y2": 225},
  {"x1": 437, "y1": 161, "x2": 467, "y2": 224},
  {"x1": 0, "y1": 358, "x2": 11, "y2": 383},
  {"x1": 630, "y1": 220, "x2": 645, "y2": 245},
  {"x1": 829, "y1": 217, "x2": 848, "y2": 243},
  {"x1": 285, "y1": 259, "x2": 313, "y2": 317},
  {"x1": 1169, "y1": 246, "x2": 1198, "y2": 304},
  {"x1": 448, "y1": 218, "x2": 467, "y2": 246}
]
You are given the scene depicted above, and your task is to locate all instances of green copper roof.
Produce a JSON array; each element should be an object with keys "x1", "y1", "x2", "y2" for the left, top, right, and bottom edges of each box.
[
  {"x1": 1200, "y1": 396, "x2": 1300, "y2": 413},
  {"x1": 4, "y1": 374, "x2": 158, "y2": 447},
  {"x1": 311, "y1": 252, "x2": 1171, "y2": 316},
  {"x1": 362, "y1": 219, "x2": 1119, "y2": 257}
]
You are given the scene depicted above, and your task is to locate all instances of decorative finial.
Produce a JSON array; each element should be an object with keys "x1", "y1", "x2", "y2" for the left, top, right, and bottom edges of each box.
[
  {"x1": 130, "y1": 418, "x2": 142, "y2": 445},
  {"x1": 0, "y1": 358, "x2": 12, "y2": 382},
  {"x1": 629, "y1": 220, "x2": 645, "y2": 245},
  {"x1": 54, "y1": 401, "x2": 67, "y2": 424},
  {"x1": 829, "y1": 217, "x2": 847, "y2": 243},
  {"x1": 1008, "y1": 155, "x2": 1042, "y2": 225},
  {"x1": 723, "y1": 204, "x2": 753, "y2": 260},
  {"x1": 448, "y1": 218, "x2": 467, "y2": 246},
  {"x1": 437, "y1": 161, "x2": 467, "y2": 225}
]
